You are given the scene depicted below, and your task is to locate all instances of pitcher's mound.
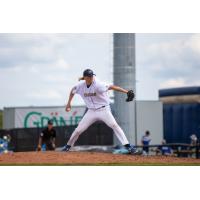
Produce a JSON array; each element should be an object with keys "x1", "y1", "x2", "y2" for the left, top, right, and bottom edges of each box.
[{"x1": 0, "y1": 151, "x2": 200, "y2": 165}]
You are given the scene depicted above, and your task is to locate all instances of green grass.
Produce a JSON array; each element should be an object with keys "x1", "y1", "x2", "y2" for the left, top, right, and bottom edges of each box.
[{"x1": 0, "y1": 110, "x2": 2, "y2": 129}]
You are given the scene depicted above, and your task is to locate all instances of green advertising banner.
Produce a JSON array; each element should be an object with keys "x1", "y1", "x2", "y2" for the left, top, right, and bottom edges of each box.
[{"x1": 15, "y1": 106, "x2": 86, "y2": 128}]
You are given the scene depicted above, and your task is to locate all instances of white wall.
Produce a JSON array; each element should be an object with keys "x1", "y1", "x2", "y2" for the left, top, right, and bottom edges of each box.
[{"x1": 3, "y1": 107, "x2": 15, "y2": 129}]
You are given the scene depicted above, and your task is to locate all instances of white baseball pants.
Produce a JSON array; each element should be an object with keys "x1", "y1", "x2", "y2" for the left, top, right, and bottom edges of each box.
[{"x1": 67, "y1": 106, "x2": 129, "y2": 146}]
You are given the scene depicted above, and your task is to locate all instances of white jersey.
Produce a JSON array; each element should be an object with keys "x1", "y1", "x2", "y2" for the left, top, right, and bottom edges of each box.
[
  {"x1": 66, "y1": 78, "x2": 130, "y2": 147},
  {"x1": 72, "y1": 79, "x2": 111, "y2": 109}
]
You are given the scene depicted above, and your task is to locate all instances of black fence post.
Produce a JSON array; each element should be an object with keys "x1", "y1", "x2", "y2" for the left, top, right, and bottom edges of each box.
[
  {"x1": 195, "y1": 140, "x2": 199, "y2": 159},
  {"x1": 177, "y1": 146, "x2": 180, "y2": 157}
]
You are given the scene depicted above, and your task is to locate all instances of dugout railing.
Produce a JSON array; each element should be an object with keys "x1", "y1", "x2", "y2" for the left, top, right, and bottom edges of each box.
[{"x1": 135, "y1": 144, "x2": 200, "y2": 159}]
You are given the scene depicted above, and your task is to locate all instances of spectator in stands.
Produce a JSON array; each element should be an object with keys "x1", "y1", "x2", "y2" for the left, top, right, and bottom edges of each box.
[
  {"x1": 0, "y1": 134, "x2": 11, "y2": 154},
  {"x1": 37, "y1": 120, "x2": 56, "y2": 151},
  {"x1": 190, "y1": 134, "x2": 198, "y2": 146},
  {"x1": 141, "y1": 130, "x2": 151, "y2": 155},
  {"x1": 156, "y1": 139, "x2": 173, "y2": 156},
  {"x1": 0, "y1": 137, "x2": 5, "y2": 153},
  {"x1": 188, "y1": 134, "x2": 198, "y2": 157}
]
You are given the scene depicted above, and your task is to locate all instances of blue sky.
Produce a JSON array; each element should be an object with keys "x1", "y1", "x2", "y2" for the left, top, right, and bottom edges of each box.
[{"x1": 0, "y1": 33, "x2": 200, "y2": 108}]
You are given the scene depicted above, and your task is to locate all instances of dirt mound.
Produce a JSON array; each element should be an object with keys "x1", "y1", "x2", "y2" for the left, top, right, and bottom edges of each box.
[{"x1": 0, "y1": 151, "x2": 200, "y2": 165}]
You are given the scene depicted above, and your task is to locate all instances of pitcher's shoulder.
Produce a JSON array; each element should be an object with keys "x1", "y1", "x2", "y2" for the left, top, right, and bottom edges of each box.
[{"x1": 74, "y1": 81, "x2": 85, "y2": 88}]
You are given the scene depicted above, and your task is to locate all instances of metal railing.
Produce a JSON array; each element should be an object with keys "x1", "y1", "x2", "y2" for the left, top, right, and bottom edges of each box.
[{"x1": 135, "y1": 143, "x2": 200, "y2": 159}]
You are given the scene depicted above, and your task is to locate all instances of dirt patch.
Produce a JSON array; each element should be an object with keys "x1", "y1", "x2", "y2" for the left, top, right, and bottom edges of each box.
[{"x1": 0, "y1": 151, "x2": 200, "y2": 165}]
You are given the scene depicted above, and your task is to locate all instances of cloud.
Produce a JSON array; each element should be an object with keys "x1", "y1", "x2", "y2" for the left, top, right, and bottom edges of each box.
[
  {"x1": 160, "y1": 78, "x2": 186, "y2": 88},
  {"x1": 0, "y1": 33, "x2": 111, "y2": 108},
  {"x1": 136, "y1": 33, "x2": 200, "y2": 100},
  {"x1": 186, "y1": 34, "x2": 200, "y2": 54},
  {"x1": 26, "y1": 90, "x2": 62, "y2": 100},
  {"x1": 142, "y1": 34, "x2": 200, "y2": 79},
  {"x1": 2, "y1": 33, "x2": 200, "y2": 104},
  {"x1": 0, "y1": 34, "x2": 72, "y2": 69}
]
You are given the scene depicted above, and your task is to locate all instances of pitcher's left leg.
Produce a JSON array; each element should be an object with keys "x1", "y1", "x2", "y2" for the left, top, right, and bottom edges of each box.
[
  {"x1": 98, "y1": 108, "x2": 129, "y2": 145},
  {"x1": 98, "y1": 107, "x2": 138, "y2": 154}
]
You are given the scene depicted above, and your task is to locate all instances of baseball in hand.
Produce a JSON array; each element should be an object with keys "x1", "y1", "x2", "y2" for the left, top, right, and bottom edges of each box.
[{"x1": 66, "y1": 106, "x2": 71, "y2": 112}]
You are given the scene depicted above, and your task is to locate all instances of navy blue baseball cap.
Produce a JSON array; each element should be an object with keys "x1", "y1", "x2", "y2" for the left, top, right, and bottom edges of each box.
[
  {"x1": 83, "y1": 69, "x2": 96, "y2": 77},
  {"x1": 48, "y1": 120, "x2": 53, "y2": 125}
]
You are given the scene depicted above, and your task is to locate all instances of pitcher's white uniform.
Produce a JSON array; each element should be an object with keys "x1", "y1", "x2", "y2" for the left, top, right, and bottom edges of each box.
[{"x1": 67, "y1": 79, "x2": 129, "y2": 146}]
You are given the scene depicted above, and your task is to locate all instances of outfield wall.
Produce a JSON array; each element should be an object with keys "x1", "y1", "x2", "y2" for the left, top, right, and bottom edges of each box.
[
  {"x1": 0, "y1": 122, "x2": 113, "y2": 152},
  {"x1": 3, "y1": 102, "x2": 164, "y2": 146}
]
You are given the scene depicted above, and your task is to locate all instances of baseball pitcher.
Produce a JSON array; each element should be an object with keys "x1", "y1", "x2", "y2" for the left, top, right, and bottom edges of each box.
[{"x1": 62, "y1": 69, "x2": 136, "y2": 154}]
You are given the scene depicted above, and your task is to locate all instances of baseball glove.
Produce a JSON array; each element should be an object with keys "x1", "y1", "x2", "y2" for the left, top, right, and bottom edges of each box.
[
  {"x1": 126, "y1": 90, "x2": 135, "y2": 102},
  {"x1": 37, "y1": 145, "x2": 41, "y2": 151}
]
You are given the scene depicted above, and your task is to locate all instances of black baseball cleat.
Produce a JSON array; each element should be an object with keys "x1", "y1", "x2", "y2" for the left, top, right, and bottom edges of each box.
[
  {"x1": 126, "y1": 145, "x2": 139, "y2": 155},
  {"x1": 61, "y1": 145, "x2": 71, "y2": 152}
]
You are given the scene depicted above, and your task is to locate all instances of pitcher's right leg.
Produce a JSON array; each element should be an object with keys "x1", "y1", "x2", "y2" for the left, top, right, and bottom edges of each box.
[{"x1": 62, "y1": 110, "x2": 96, "y2": 151}]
